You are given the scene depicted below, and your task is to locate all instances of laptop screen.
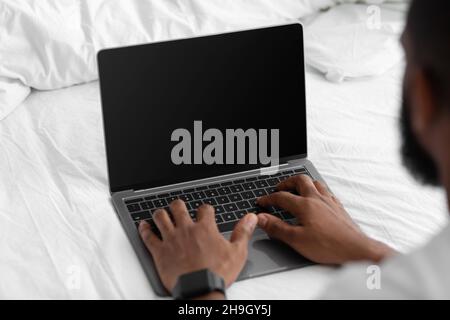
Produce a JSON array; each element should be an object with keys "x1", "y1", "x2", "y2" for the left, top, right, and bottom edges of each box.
[{"x1": 99, "y1": 24, "x2": 307, "y2": 193}]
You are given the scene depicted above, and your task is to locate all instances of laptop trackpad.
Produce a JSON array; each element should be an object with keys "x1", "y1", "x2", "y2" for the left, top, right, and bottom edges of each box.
[{"x1": 236, "y1": 229, "x2": 313, "y2": 280}]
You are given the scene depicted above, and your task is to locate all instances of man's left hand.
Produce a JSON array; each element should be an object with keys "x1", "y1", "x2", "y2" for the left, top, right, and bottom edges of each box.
[{"x1": 139, "y1": 199, "x2": 258, "y2": 294}]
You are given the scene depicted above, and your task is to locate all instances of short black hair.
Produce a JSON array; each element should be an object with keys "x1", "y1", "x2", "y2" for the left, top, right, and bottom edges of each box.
[{"x1": 406, "y1": 0, "x2": 450, "y2": 106}]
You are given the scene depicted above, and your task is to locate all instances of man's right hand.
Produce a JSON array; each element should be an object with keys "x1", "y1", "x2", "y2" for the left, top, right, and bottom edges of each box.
[{"x1": 257, "y1": 175, "x2": 394, "y2": 264}]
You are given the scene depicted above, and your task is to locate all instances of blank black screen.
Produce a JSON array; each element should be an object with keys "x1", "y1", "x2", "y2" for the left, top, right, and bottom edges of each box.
[{"x1": 98, "y1": 24, "x2": 307, "y2": 192}]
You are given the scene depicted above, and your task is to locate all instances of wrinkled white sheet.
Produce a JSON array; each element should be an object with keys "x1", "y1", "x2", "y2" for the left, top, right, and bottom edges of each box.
[{"x1": 0, "y1": 2, "x2": 447, "y2": 299}]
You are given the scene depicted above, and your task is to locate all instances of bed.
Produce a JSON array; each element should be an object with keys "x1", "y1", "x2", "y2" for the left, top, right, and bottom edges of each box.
[{"x1": 0, "y1": 1, "x2": 447, "y2": 299}]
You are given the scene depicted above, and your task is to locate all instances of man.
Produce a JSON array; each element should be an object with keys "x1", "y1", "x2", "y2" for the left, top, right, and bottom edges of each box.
[{"x1": 139, "y1": 0, "x2": 450, "y2": 299}]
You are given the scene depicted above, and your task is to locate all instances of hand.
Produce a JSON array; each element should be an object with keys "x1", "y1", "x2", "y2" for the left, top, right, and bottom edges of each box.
[
  {"x1": 257, "y1": 175, "x2": 394, "y2": 264},
  {"x1": 138, "y1": 200, "x2": 258, "y2": 294}
]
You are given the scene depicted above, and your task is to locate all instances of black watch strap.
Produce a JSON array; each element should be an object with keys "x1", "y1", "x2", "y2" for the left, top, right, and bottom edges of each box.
[{"x1": 172, "y1": 269, "x2": 226, "y2": 300}]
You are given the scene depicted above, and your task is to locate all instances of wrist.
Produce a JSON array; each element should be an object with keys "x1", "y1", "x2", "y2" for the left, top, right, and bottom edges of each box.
[{"x1": 363, "y1": 237, "x2": 395, "y2": 263}]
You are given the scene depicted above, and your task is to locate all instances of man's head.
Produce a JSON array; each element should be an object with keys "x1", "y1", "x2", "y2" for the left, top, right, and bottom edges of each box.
[{"x1": 401, "y1": 0, "x2": 450, "y2": 186}]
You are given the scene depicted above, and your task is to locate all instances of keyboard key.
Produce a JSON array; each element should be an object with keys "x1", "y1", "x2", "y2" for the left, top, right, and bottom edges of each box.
[
  {"x1": 170, "y1": 190, "x2": 183, "y2": 195},
  {"x1": 196, "y1": 186, "x2": 208, "y2": 191},
  {"x1": 253, "y1": 189, "x2": 267, "y2": 197},
  {"x1": 255, "y1": 180, "x2": 268, "y2": 188},
  {"x1": 190, "y1": 200, "x2": 203, "y2": 209},
  {"x1": 127, "y1": 203, "x2": 141, "y2": 212},
  {"x1": 243, "y1": 182, "x2": 256, "y2": 190},
  {"x1": 294, "y1": 168, "x2": 306, "y2": 173},
  {"x1": 236, "y1": 200, "x2": 251, "y2": 210},
  {"x1": 235, "y1": 210, "x2": 247, "y2": 219},
  {"x1": 233, "y1": 179, "x2": 245, "y2": 184},
  {"x1": 265, "y1": 187, "x2": 277, "y2": 194},
  {"x1": 203, "y1": 198, "x2": 217, "y2": 206},
  {"x1": 217, "y1": 187, "x2": 231, "y2": 195},
  {"x1": 218, "y1": 221, "x2": 238, "y2": 233},
  {"x1": 279, "y1": 176, "x2": 289, "y2": 181},
  {"x1": 205, "y1": 190, "x2": 219, "y2": 197},
  {"x1": 241, "y1": 191, "x2": 254, "y2": 199},
  {"x1": 283, "y1": 170, "x2": 295, "y2": 174},
  {"x1": 221, "y1": 181, "x2": 233, "y2": 186},
  {"x1": 125, "y1": 198, "x2": 143, "y2": 204},
  {"x1": 131, "y1": 211, "x2": 151, "y2": 221},
  {"x1": 267, "y1": 178, "x2": 279, "y2": 186},
  {"x1": 209, "y1": 184, "x2": 220, "y2": 189},
  {"x1": 157, "y1": 193, "x2": 170, "y2": 198},
  {"x1": 144, "y1": 195, "x2": 157, "y2": 201},
  {"x1": 215, "y1": 205, "x2": 225, "y2": 214},
  {"x1": 216, "y1": 196, "x2": 230, "y2": 204},
  {"x1": 245, "y1": 177, "x2": 257, "y2": 182},
  {"x1": 140, "y1": 201, "x2": 154, "y2": 210},
  {"x1": 261, "y1": 206, "x2": 276, "y2": 213},
  {"x1": 230, "y1": 185, "x2": 244, "y2": 193},
  {"x1": 188, "y1": 210, "x2": 196, "y2": 220},
  {"x1": 281, "y1": 211, "x2": 295, "y2": 220},
  {"x1": 183, "y1": 188, "x2": 195, "y2": 193},
  {"x1": 179, "y1": 194, "x2": 193, "y2": 202},
  {"x1": 153, "y1": 199, "x2": 167, "y2": 208},
  {"x1": 215, "y1": 215, "x2": 224, "y2": 223},
  {"x1": 192, "y1": 191, "x2": 206, "y2": 200},
  {"x1": 222, "y1": 213, "x2": 236, "y2": 222},
  {"x1": 229, "y1": 194, "x2": 243, "y2": 202},
  {"x1": 224, "y1": 203, "x2": 238, "y2": 212},
  {"x1": 165, "y1": 196, "x2": 178, "y2": 203},
  {"x1": 272, "y1": 172, "x2": 282, "y2": 177}
]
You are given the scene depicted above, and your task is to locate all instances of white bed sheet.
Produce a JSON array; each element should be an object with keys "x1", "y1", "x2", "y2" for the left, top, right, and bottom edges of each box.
[{"x1": 0, "y1": 60, "x2": 447, "y2": 299}]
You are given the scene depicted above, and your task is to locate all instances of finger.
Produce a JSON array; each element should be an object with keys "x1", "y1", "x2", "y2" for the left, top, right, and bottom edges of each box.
[
  {"x1": 152, "y1": 208, "x2": 174, "y2": 238},
  {"x1": 169, "y1": 199, "x2": 193, "y2": 226},
  {"x1": 196, "y1": 204, "x2": 216, "y2": 226},
  {"x1": 230, "y1": 213, "x2": 258, "y2": 247},
  {"x1": 277, "y1": 174, "x2": 318, "y2": 197},
  {"x1": 139, "y1": 220, "x2": 161, "y2": 253},
  {"x1": 257, "y1": 191, "x2": 305, "y2": 220},
  {"x1": 257, "y1": 213, "x2": 301, "y2": 243},
  {"x1": 313, "y1": 180, "x2": 331, "y2": 197}
]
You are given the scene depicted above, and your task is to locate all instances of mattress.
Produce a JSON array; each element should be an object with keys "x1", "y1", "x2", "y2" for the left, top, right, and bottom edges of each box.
[{"x1": 0, "y1": 3, "x2": 447, "y2": 299}]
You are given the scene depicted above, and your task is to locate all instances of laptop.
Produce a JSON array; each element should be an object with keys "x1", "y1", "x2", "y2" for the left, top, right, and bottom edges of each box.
[{"x1": 98, "y1": 23, "x2": 329, "y2": 296}]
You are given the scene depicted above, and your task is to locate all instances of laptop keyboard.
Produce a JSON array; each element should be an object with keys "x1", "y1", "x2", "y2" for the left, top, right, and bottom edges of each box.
[{"x1": 124, "y1": 167, "x2": 310, "y2": 236}]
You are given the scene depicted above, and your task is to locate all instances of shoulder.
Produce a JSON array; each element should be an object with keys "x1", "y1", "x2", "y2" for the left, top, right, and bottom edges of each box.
[{"x1": 320, "y1": 224, "x2": 450, "y2": 299}]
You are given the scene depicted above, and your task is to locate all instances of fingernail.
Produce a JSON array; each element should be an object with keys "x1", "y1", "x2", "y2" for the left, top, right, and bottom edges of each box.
[
  {"x1": 139, "y1": 220, "x2": 148, "y2": 229},
  {"x1": 258, "y1": 214, "x2": 268, "y2": 228},
  {"x1": 245, "y1": 214, "x2": 257, "y2": 230}
]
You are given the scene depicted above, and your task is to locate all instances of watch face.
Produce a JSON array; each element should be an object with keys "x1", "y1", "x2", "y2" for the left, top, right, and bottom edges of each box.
[{"x1": 175, "y1": 269, "x2": 224, "y2": 299}]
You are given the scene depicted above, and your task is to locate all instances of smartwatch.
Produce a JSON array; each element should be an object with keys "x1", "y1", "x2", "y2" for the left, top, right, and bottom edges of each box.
[{"x1": 172, "y1": 269, "x2": 226, "y2": 300}]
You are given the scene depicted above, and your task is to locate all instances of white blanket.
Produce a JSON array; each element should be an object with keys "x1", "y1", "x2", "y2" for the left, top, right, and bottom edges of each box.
[{"x1": 0, "y1": 2, "x2": 447, "y2": 299}]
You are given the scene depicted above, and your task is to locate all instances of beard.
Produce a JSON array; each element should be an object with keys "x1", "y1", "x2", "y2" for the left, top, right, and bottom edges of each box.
[{"x1": 400, "y1": 88, "x2": 440, "y2": 186}]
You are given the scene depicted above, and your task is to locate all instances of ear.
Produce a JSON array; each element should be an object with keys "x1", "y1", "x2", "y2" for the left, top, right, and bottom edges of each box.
[{"x1": 410, "y1": 68, "x2": 439, "y2": 137}]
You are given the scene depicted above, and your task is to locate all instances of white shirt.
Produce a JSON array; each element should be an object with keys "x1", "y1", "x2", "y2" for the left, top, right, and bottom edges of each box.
[{"x1": 321, "y1": 223, "x2": 450, "y2": 299}]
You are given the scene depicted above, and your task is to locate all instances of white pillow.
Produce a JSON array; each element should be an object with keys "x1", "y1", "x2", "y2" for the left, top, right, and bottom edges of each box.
[
  {"x1": 0, "y1": 0, "x2": 333, "y2": 120},
  {"x1": 304, "y1": 3, "x2": 406, "y2": 82}
]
